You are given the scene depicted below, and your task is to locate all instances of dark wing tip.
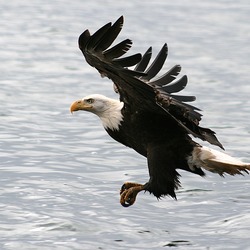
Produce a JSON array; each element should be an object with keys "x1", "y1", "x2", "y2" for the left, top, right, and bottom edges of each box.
[
  {"x1": 142, "y1": 43, "x2": 168, "y2": 81},
  {"x1": 161, "y1": 75, "x2": 188, "y2": 93},
  {"x1": 78, "y1": 29, "x2": 91, "y2": 51},
  {"x1": 150, "y1": 65, "x2": 182, "y2": 87},
  {"x1": 113, "y1": 53, "x2": 142, "y2": 68},
  {"x1": 78, "y1": 16, "x2": 124, "y2": 54},
  {"x1": 94, "y1": 16, "x2": 124, "y2": 52},
  {"x1": 134, "y1": 47, "x2": 152, "y2": 72},
  {"x1": 103, "y1": 39, "x2": 133, "y2": 59}
]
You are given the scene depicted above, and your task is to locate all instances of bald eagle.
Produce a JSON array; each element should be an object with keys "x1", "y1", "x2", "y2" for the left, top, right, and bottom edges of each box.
[{"x1": 70, "y1": 16, "x2": 250, "y2": 207}]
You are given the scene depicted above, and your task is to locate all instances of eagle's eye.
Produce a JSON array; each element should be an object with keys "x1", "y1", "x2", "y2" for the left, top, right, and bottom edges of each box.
[{"x1": 86, "y1": 98, "x2": 94, "y2": 104}]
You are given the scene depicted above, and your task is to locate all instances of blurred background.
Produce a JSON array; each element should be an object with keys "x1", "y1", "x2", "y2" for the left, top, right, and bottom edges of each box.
[{"x1": 0, "y1": 0, "x2": 250, "y2": 249}]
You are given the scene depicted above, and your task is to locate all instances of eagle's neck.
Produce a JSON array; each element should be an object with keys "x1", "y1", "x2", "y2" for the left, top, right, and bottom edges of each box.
[{"x1": 98, "y1": 99, "x2": 124, "y2": 131}]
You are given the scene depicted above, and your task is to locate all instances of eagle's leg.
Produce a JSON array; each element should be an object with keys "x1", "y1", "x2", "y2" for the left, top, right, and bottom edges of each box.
[{"x1": 120, "y1": 182, "x2": 144, "y2": 207}]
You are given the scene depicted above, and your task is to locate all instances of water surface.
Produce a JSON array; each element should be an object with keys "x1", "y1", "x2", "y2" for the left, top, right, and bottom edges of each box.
[{"x1": 1, "y1": 0, "x2": 250, "y2": 249}]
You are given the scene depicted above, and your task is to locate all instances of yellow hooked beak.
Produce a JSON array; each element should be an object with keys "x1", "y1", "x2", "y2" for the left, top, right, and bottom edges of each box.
[{"x1": 70, "y1": 99, "x2": 92, "y2": 113}]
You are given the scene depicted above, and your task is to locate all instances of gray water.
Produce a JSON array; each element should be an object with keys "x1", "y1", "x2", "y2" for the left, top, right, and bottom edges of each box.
[{"x1": 1, "y1": 0, "x2": 250, "y2": 249}]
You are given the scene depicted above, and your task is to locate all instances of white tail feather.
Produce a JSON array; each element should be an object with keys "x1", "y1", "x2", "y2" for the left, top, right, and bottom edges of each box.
[{"x1": 188, "y1": 146, "x2": 250, "y2": 176}]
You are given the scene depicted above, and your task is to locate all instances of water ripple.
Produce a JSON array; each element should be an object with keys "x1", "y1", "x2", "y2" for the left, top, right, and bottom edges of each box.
[{"x1": 1, "y1": 0, "x2": 250, "y2": 249}]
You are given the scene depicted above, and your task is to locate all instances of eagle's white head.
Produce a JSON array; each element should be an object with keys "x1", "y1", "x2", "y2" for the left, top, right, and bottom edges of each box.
[{"x1": 70, "y1": 94, "x2": 124, "y2": 131}]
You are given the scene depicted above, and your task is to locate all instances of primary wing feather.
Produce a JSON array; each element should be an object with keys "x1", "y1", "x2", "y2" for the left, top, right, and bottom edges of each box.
[
  {"x1": 103, "y1": 39, "x2": 132, "y2": 59},
  {"x1": 150, "y1": 64, "x2": 182, "y2": 86},
  {"x1": 141, "y1": 44, "x2": 168, "y2": 81},
  {"x1": 134, "y1": 47, "x2": 152, "y2": 72},
  {"x1": 78, "y1": 16, "x2": 223, "y2": 149}
]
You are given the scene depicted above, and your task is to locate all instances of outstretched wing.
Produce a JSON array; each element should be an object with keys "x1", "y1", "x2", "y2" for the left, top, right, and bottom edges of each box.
[{"x1": 78, "y1": 16, "x2": 223, "y2": 149}]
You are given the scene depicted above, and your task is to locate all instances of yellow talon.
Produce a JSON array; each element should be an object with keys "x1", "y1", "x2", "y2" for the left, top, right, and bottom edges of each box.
[{"x1": 120, "y1": 182, "x2": 144, "y2": 207}]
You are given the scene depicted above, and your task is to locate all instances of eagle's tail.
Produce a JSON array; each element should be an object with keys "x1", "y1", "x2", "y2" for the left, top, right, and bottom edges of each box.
[{"x1": 188, "y1": 146, "x2": 250, "y2": 176}]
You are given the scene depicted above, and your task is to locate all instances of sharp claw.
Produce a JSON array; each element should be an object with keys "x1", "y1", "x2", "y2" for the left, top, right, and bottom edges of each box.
[
  {"x1": 120, "y1": 182, "x2": 144, "y2": 207},
  {"x1": 121, "y1": 200, "x2": 132, "y2": 207},
  {"x1": 120, "y1": 191, "x2": 135, "y2": 207},
  {"x1": 120, "y1": 183, "x2": 127, "y2": 195}
]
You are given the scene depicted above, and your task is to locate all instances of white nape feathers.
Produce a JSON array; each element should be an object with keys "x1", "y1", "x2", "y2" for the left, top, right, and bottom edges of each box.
[{"x1": 83, "y1": 94, "x2": 124, "y2": 131}]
